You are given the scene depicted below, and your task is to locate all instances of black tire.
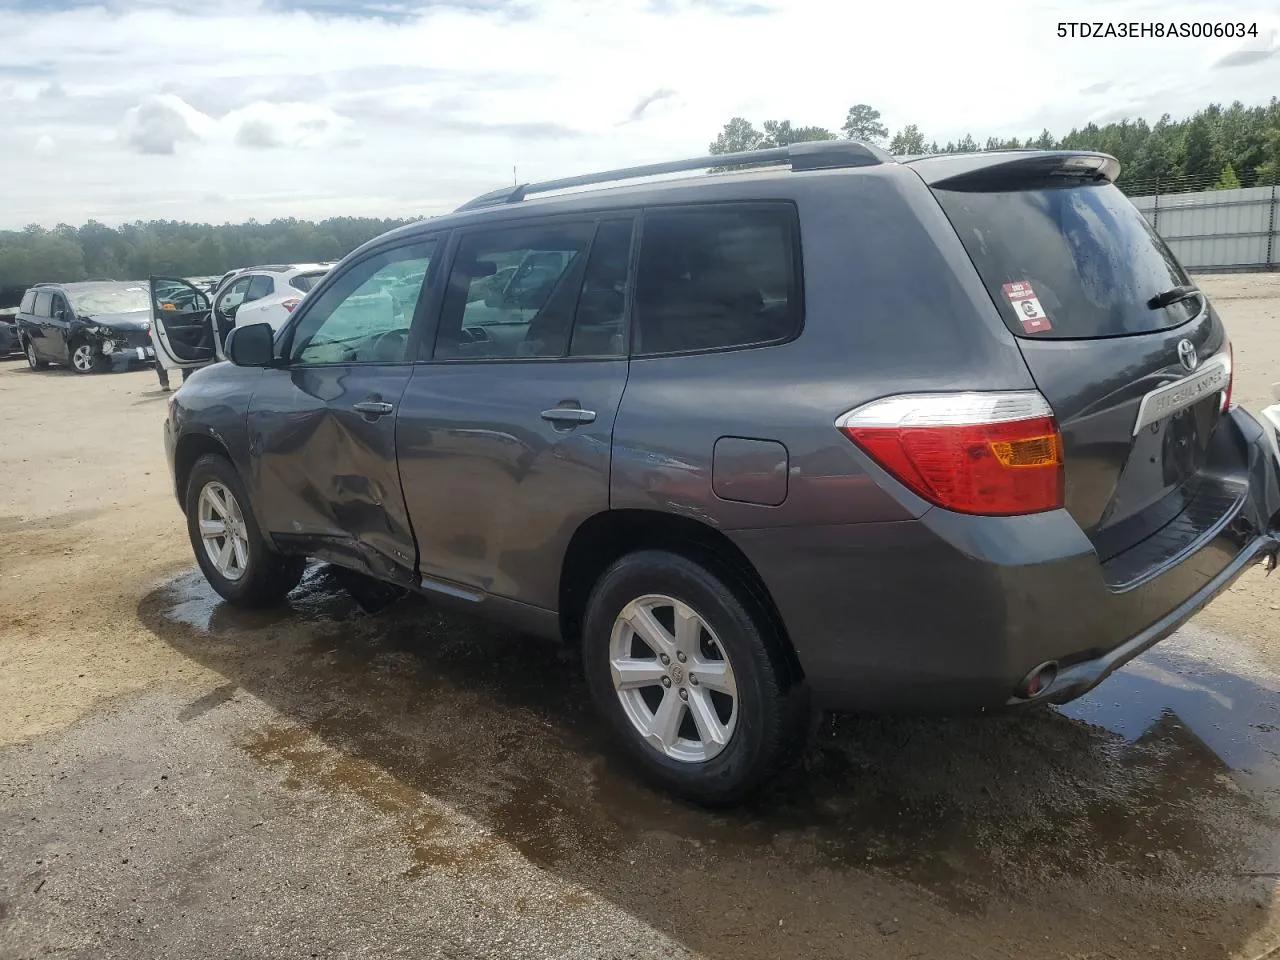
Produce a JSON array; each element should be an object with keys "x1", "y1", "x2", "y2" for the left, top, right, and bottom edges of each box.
[
  {"x1": 24, "y1": 340, "x2": 47, "y2": 370},
  {"x1": 184, "y1": 453, "x2": 305, "y2": 608},
  {"x1": 68, "y1": 340, "x2": 103, "y2": 374},
  {"x1": 582, "y1": 550, "x2": 810, "y2": 806}
]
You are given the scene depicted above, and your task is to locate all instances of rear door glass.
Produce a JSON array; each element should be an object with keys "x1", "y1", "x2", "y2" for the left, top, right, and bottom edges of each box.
[
  {"x1": 934, "y1": 182, "x2": 1198, "y2": 340},
  {"x1": 246, "y1": 274, "x2": 274, "y2": 302}
]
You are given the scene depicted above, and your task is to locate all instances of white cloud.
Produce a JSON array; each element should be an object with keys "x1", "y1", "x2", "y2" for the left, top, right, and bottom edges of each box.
[
  {"x1": 0, "y1": 0, "x2": 1278, "y2": 227},
  {"x1": 34, "y1": 135, "x2": 56, "y2": 157},
  {"x1": 119, "y1": 93, "x2": 216, "y2": 155}
]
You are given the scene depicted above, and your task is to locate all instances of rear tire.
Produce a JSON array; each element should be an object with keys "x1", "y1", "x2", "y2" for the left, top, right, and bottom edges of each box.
[
  {"x1": 24, "y1": 340, "x2": 47, "y2": 370},
  {"x1": 582, "y1": 550, "x2": 809, "y2": 806},
  {"x1": 185, "y1": 454, "x2": 305, "y2": 608}
]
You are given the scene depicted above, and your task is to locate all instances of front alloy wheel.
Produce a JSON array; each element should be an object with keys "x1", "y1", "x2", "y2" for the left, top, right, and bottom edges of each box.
[
  {"x1": 69, "y1": 342, "x2": 97, "y2": 374},
  {"x1": 609, "y1": 594, "x2": 738, "y2": 763},
  {"x1": 197, "y1": 480, "x2": 250, "y2": 582}
]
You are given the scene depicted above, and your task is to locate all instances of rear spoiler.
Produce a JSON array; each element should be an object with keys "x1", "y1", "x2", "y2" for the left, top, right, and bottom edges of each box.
[{"x1": 902, "y1": 151, "x2": 1121, "y2": 191}]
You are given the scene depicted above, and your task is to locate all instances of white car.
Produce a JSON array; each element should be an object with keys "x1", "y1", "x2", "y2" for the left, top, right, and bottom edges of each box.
[{"x1": 149, "y1": 263, "x2": 333, "y2": 380}]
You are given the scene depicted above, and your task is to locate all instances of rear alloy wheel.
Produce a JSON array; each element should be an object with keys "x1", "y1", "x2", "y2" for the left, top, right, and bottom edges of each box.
[
  {"x1": 69, "y1": 341, "x2": 100, "y2": 374},
  {"x1": 185, "y1": 454, "x2": 305, "y2": 607},
  {"x1": 25, "y1": 341, "x2": 47, "y2": 370},
  {"x1": 582, "y1": 550, "x2": 810, "y2": 806}
]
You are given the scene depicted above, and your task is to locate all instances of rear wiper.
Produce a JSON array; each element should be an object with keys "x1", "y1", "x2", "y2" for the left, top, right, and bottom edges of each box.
[{"x1": 1148, "y1": 284, "x2": 1202, "y2": 310}]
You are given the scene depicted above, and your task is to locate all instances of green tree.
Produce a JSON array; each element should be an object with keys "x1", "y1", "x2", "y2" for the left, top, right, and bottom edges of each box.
[
  {"x1": 709, "y1": 117, "x2": 765, "y2": 155},
  {"x1": 889, "y1": 124, "x2": 927, "y2": 155},
  {"x1": 840, "y1": 104, "x2": 888, "y2": 144},
  {"x1": 1212, "y1": 163, "x2": 1242, "y2": 190},
  {"x1": 1180, "y1": 115, "x2": 1215, "y2": 182},
  {"x1": 760, "y1": 119, "x2": 836, "y2": 147}
]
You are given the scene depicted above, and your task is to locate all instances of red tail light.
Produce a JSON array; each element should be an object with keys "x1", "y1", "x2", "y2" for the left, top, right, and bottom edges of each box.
[
  {"x1": 282, "y1": 298, "x2": 302, "y2": 313},
  {"x1": 837, "y1": 391, "x2": 1065, "y2": 516},
  {"x1": 1221, "y1": 340, "x2": 1234, "y2": 412}
]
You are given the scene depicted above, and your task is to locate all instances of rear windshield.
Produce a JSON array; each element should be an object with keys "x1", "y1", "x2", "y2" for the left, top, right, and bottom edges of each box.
[
  {"x1": 934, "y1": 182, "x2": 1198, "y2": 340},
  {"x1": 67, "y1": 285, "x2": 150, "y2": 316},
  {"x1": 290, "y1": 272, "x2": 327, "y2": 293}
]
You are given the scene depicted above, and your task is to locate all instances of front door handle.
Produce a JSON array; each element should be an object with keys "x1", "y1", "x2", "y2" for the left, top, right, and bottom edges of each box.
[
  {"x1": 353, "y1": 400, "x2": 394, "y2": 418},
  {"x1": 540, "y1": 406, "x2": 596, "y2": 425}
]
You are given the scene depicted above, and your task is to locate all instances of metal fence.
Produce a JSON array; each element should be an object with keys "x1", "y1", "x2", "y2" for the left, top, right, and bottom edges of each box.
[{"x1": 1130, "y1": 184, "x2": 1279, "y2": 273}]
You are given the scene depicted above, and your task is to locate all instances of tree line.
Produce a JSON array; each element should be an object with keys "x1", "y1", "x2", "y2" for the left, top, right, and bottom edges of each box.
[
  {"x1": 709, "y1": 99, "x2": 1280, "y2": 193},
  {"x1": 0, "y1": 216, "x2": 415, "y2": 304}
]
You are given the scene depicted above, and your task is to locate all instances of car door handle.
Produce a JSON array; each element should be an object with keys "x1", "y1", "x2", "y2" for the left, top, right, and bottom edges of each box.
[
  {"x1": 353, "y1": 400, "x2": 394, "y2": 417},
  {"x1": 540, "y1": 407, "x2": 596, "y2": 425}
]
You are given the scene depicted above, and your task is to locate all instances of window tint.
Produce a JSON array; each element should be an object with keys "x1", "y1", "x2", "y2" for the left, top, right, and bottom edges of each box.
[
  {"x1": 217, "y1": 277, "x2": 252, "y2": 315},
  {"x1": 434, "y1": 221, "x2": 594, "y2": 360},
  {"x1": 33, "y1": 291, "x2": 52, "y2": 317},
  {"x1": 290, "y1": 272, "x2": 326, "y2": 293},
  {"x1": 570, "y1": 219, "x2": 633, "y2": 358},
  {"x1": 633, "y1": 205, "x2": 800, "y2": 356},
  {"x1": 50, "y1": 295, "x2": 68, "y2": 319},
  {"x1": 246, "y1": 274, "x2": 274, "y2": 302},
  {"x1": 20, "y1": 291, "x2": 36, "y2": 313},
  {"x1": 934, "y1": 183, "x2": 1197, "y2": 339},
  {"x1": 290, "y1": 240, "x2": 435, "y2": 365}
]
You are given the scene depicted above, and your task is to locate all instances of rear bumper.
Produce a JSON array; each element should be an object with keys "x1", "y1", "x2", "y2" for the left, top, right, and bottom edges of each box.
[{"x1": 730, "y1": 406, "x2": 1280, "y2": 713}]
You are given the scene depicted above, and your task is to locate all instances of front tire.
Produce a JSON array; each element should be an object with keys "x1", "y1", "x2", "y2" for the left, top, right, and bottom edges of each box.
[
  {"x1": 68, "y1": 340, "x2": 102, "y2": 374},
  {"x1": 185, "y1": 454, "x2": 305, "y2": 608},
  {"x1": 582, "y1": 550, "x2": 810, "y2": 806}
]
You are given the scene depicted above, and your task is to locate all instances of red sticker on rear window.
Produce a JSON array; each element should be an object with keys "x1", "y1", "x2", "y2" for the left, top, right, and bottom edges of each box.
[{"x1": 1002, "y1": 281, "x2": 1052, "y2": 334}]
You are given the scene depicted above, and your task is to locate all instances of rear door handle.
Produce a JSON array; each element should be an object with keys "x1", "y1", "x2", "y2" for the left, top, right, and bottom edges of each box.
[
  {"x1": 540, "y1": 407, "x2": 596, "y2": 425},
  {"x1": 353, "y1": 400, "x2": 394, "y2": 418}
]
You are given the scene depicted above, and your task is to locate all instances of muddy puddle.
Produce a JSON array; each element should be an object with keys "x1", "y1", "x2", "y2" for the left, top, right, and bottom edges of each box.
[{"x1": 140, "y1": 567, "x2": 1280, "y2": 914}]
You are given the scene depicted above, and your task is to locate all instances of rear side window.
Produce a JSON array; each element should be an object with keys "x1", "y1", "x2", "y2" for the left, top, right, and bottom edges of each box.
[
  {"x1": 290, "y1": 272, "x2": 326, "y2": 293},
  {"x1": 934, "y1": 183, "x2": 1198, "y2": 340},
  {"x1": 33, "y1": 291, "x2": 52, "y2": 317},
  {"x1": 20, "y1": 290, "x2": 36, "y2": 313},
  {"x1": 246, "y1": 274, "x2": 274, "y2": 302},
  {"x1": 633, "y1": 204, "x2": 801, "y2": 356}
]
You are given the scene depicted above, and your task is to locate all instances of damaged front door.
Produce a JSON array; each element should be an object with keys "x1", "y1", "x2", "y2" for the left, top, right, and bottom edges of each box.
[{"x1": 244, "y1": 237, "x2": 440, "y2": 586}]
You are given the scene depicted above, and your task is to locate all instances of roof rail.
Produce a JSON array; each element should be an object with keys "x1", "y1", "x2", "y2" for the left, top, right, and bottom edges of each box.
[{"x1": 453, "y1": 140, "x2": 891, "y2": 213}]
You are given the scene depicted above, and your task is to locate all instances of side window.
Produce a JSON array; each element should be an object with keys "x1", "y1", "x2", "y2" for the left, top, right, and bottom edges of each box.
[
  {"x1": 33, "y1": 291, "x2": 52, "y2": 317},
  {"x1": 20, "y1": 290, "x2": 36, "y2": 313},
  {"x1": 290, "y1": 240, "x2": 435, "y2": 365},
  {"x1": 569, "y1": 219, "x2": 634, "y2": 358},
  {"x1": 633, "y1": 204, "x2": 801, "y2": 356},
  {"x1": 245, "y1": 274, "x2": 274, "y2": 302},
  {"x1": 433, "y1": 221, "x2": 595, "y2": 360},
  {"x1": 50, "y1": 295, "x2": 68, "y2": 319},
  {"x1": 217, "y1": 277, "x2": 252, "y2": 315}
]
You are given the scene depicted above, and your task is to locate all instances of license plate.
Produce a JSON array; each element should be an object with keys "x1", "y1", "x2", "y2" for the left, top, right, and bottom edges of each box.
[{"x1": 1132, "y1": 355, "x2": 1230, "y2": 435}]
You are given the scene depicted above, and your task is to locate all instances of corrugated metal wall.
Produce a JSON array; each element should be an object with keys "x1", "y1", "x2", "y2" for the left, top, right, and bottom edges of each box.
[{"x1": 1130, "y1": 185, "x2": 1279, "y2": 273}]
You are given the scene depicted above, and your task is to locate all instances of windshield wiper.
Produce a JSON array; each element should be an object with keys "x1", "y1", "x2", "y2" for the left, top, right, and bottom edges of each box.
[{"x1": 1148, "y1": 284, "x2": 1202, "y2": 310}]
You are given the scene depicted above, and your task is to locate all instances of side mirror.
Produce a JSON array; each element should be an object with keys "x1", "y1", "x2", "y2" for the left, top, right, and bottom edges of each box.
[{"x1": 225, "y1": 322, "x2": 275, "y2": 367}]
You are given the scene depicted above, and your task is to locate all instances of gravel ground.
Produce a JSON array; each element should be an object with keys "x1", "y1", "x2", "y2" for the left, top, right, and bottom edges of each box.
[{"x1": 1, "y1": 273, "x2": 1279, "y2": 959}]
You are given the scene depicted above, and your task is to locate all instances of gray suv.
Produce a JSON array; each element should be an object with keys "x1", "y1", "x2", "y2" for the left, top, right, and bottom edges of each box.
[{"x1": 164, "y1": 142, "x2": 1280, "y2": 804}]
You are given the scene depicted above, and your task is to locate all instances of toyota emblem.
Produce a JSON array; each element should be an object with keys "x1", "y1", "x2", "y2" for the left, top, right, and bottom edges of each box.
[{"x1": 1177, "y1": 339, "x2": 1198, "y2": 372}]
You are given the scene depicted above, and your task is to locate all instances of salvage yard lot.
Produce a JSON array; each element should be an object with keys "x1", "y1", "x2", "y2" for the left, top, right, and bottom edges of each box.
[{"x1": 1, "y1": 274, "x2": 1279, "y2": 960}]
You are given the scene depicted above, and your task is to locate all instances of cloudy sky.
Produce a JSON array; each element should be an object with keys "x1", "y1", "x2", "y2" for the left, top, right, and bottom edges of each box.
[{"x1": 0, "y1": 0, "x2": 1277, "y2": 228}]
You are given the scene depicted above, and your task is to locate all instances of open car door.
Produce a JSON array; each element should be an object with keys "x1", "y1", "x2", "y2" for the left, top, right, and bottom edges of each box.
[{"x1": 149, "y1": 276, "x2": 218, "y2": 370}]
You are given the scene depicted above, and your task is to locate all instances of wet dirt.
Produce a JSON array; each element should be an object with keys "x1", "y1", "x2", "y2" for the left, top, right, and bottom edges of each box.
[{"x1": 2, "y1": 275, "x2": 1280, "y2": 958}]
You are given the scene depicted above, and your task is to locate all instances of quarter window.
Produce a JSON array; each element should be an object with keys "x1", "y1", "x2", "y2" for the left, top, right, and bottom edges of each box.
[
  {"x1": 289, "y1": 240, "x2": 436, "y2": 365},
  {"x1": 633, "y1": 205, "x2": 801, "y2": 356}
]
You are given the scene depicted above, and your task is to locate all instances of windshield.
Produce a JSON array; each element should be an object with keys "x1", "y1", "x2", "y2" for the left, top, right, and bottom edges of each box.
[
  {"x1": 934, "y1": 182, "x2": 1198, "y2": 340},
  {"x1": 68, "y1": 285, "x2": 151, "y2": 316}
]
